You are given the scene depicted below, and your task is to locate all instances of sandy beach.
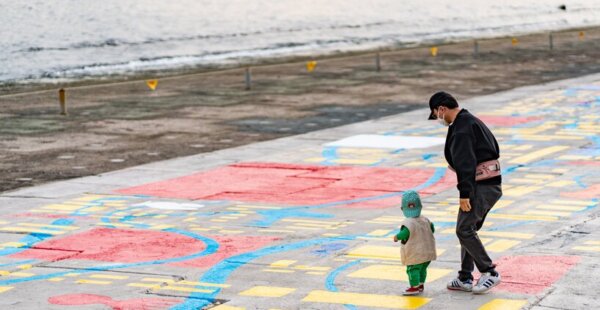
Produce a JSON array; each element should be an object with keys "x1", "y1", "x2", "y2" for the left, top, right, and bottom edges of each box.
[{"x1": 2, "y1": 26, "x2": 600, "y2": 193}]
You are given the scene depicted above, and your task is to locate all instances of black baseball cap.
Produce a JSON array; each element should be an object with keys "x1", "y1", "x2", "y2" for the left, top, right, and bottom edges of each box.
[{"x1": 428, "y1": 91, "x2": 458, "y2": 120}]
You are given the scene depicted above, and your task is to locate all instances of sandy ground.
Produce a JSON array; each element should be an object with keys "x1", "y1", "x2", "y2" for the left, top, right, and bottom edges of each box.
[{"x1": 2, "y1": 27, "x2": 600, "y2": 193}]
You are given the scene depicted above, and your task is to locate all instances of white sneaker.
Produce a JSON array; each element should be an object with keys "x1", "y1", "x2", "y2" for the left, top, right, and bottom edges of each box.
[
  {"x1": 447, "y1": 277, "x2": 473, "y2": 292},
  {"x1": 473, "y1": 272, "x2": 501, "y2": 294}
]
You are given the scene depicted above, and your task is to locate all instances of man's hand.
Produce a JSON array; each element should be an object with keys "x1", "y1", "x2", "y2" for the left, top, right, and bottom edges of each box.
[
  {"x1": 393, "y1": 235, "x2": 398, "y2": 242},
  {"x1": 459, "y1": 198, "x2": 472, "y2": 212}
]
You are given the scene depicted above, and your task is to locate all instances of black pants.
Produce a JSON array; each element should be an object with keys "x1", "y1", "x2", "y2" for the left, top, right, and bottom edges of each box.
[{"x1": 456, "y1": 184, "x2": 502, "y2": 281}]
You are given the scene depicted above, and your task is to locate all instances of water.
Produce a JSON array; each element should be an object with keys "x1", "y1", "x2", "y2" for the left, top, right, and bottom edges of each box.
[{"x1": 2, "y1": 0, "x2": 600, "y2": 84}]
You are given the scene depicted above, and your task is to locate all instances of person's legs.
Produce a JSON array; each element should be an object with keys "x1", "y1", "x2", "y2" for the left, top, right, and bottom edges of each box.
[
  {"x1": 459, "y1": 245, "x2": 475, "y2": 281},
  {"x1": 456, "y1": 184, "x2": 502, "y2": 274},
  {"x1": 419, "y1": 261, "x2": 430, "y2": 284},
  {"x1": 406, "y1": 264, "x2": 422, "y2": 287}
]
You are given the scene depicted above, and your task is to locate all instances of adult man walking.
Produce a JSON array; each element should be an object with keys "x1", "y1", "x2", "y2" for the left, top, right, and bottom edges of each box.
[{"x1": 428, "y1": 91, "x2": 503, "y2": 294}]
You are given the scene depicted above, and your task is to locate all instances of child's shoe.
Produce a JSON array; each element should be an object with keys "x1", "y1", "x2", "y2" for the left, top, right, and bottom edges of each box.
[
  {"x1": 403, "y1": 286, "x2": 422, "y2": 296},
  {"x1": 418, "y1": 284, "x2": 424, "y2": 292}
]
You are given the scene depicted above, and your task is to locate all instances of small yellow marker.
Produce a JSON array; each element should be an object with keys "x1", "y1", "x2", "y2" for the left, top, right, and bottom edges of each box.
[
  {"x1": 306, "y1": 61, "x2": 317, "y2": 72},
  {"x1": 146, "y1": 79, "x2": 158, "y2": 90},
  {"x1": 511, "y1": 38, "x2": 518, "y2": 46},
  {"x1": 579, "y1": 31, "x2": 585, "y2": 40},
  {"x1": 430, "y1": 46, "x2": 438, "y2": 57}
]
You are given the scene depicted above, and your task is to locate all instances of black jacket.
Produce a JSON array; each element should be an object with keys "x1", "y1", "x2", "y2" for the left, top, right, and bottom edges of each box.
[{"x1": 444, "y1": 109, "x2": 501, "y2": 199}]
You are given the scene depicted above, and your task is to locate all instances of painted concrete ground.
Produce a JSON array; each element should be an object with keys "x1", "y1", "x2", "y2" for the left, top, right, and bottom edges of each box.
[{"x1": 1, "y1": 74, "x2": 600, "y2": 310}]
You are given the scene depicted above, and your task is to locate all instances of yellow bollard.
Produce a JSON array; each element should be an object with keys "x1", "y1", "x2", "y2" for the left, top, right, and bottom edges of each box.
[
  {"x1": 430, "y1": 46, "x2": 438, "y2": 57},
  {"x1": 579, "y1": 31, "x2": 585, "y2": 40},
  {"x1": 306, "y1": 61, "x2": 317, "y2": 72},
  {"x1": 511, "y1": 38, "x2": 519, "y2": 46},
  {"x1": 58, "y1": 88, "x2": 67, "y2": 115},
  {"x1": 146, "y1": 79, "x2": 158, "y2": 90}
]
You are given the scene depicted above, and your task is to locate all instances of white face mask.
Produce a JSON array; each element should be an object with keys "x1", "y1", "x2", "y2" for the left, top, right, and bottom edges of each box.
[{"x1": 437, "y1": 109, "x2": 450, "y2": 127}]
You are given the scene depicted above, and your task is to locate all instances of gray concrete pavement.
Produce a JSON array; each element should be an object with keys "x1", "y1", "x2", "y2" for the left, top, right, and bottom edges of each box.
[{"x1": 1, "y1": 74, "x2": 600, "y2": 309}]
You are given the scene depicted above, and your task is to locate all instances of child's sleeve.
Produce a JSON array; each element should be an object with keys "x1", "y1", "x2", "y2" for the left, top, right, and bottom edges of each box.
[
  {"x1": 430, "y1": 222, "x2": 435, "y2": 233},
  {"x1": 395, "y1": 225, "x2": 410, "y2": 242}
]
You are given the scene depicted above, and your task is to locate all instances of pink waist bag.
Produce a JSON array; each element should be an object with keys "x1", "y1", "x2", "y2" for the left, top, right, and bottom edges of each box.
[{"x1": 448, "y1": 159, "x2": 501, "y2": 181}]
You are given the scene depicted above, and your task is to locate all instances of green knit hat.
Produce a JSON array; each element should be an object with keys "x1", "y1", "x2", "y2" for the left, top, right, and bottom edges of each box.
[{"x1": 402, "y1": 190, "x2": 423, "y2": 218}]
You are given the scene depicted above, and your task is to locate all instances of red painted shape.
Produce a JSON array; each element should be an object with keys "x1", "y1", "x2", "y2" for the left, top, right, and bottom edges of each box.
[
  {"x1": 48, "y1": 293, "x2": 181, "y2": 310},
  {"x1": 173, "y1": 235, "x2": 280, "y2": 268},
  {"x1": 12, "y1": 228, "x2": 206, "y2": 263},
  {"x1": 116, "y1": 162, "x2": 450, "y2": 207},
  {"x1": 561, "y1": 184, "x2": 600, "y2": 199},
  {"x1": 478, "y1": 115, "x2": 541, "y2": 127},
  {"x1": 487, "y1": 255, "x2": 580, "y2": 295}
]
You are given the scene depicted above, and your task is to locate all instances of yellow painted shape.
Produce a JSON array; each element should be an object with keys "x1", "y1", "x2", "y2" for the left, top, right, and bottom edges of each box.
[
  {"x1": 0, "y1": 286, "x2": 13, "y2": 294},
  {"x1": 573, "y1": 246, "x2": 600, "y2": 252},
  {"x1": 0, "y1": 271, "x2": 9, "y2": 276},
  {"x1": 302, "y1": 290, "x2": 430, "y2": 309},
  {"x1": 509, "y1": 146, "x2": 569, "y2": 164},
  {"x1": 1, "y1": 242, "x2": 26, "y2": 248},
  {"x1": 48, "y1": 278, "x2": 65, "y2": 282},
  {"x1": 486, "y1": 239, "x2": 521, "y2": 252},
  {"x1": 263, "y1": 269, "x2": 295, "y2": 273},
  {"x1": 348, "y1": 265, "x2": 452, "y2": 282},
  {"x1": 76, "y1": 279, "x2": 111, "y2": 285},
  {"x1": 585, "y1": 241, "x2": 600, "y2": 245},
  {"x1": 19, "y1": 223, "x2": 79, "y2": 230},
  {"x1": 503, "y1": 186, "x2": 542, "y2": 196},
  {"x1": 367, "y1": 230, "x2": 392, "y2": 237},
  {"x1": 83, "y1": 206, "x2": 106, "y2": 212},
  {"x1": 259, "y1": 229, "x2": 295, "y2": 233},
  {"x1": 525, "y1": 210, "x2": 571, "y2": 217},
  {"x1": 288, "y1": 226, "x2": 319, "y2": 231},
  {"x1": 322, "y1": 233, "x2": 341, "y2": 237},
  {"x1": 90, "y1": 274, "x2": 129, "y2": 280},
  {"x1": 536, "y1": 205, "x2": 585, "y2": 211},
  {"x1": 43, "y1": 204, "x2": 82, "y2": 211},
  {"x1": 65, "y1": 273, "x2": 81, "y2": 277},
  {"x1": 307, "y1": 271, "x2": 326, "y2": 275},
  {"x1": 551, "y1": 200, "x2": 593, "y2": 206},
  {"x1": 0, "y1": 226, "x2": 65, "y2": 235},
  {"x1": 558, "y1": 155, "x2": 591, "y2": 160},
  {"x1": 478, "y1": 298, "x2": 527, "y2": 310},
  {"x1": 161, "y1": 285, "x2": 215, "y2": 293},
  {"x1": 239, "y1": 286, "x2": 296, "y2": 297},
  {"x1": 211, "y1": 219, "x2": 228, "y2": 222},
  {"x1": 294, "y1": 265, "x2": 331, "y2": 271},
  {"x1": 211, "y1": 305, "x2": 245, "y2": 310},
  {"x1": 95, "y1": 222, "x2": 131, "y2": 227},
  {"x1": 190, "y1": 227, "x2": 212, "y2": 231},
  {"x1": 547, "y1": 180, "x2": 576, "y2": 187},
  {"x1": 219, "y1": 230, "x2": 244, "y2": 234},
  {"x1": 17, "y1": 264, "x2": 32, "y2": 270},
  {"x1": 270, "y1": 260, "x2": 296, "y2": 268},
  {"x1": 128, "y1": 283, "x2": 161, "y2": 288},
  {"x1": 488, "y1": 213, "x2": 557, "y2": 221},
  {"x1": 153, "y1": 215, "x2": 168, "y2": 219},
  {"x1": 493, "y1": 200, "x2": 513, "y2": 210}
]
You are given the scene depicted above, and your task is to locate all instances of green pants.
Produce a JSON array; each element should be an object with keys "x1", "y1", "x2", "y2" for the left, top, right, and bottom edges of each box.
[{"x1": 406, "y1": 261, "x2": 431, "y2": 287}]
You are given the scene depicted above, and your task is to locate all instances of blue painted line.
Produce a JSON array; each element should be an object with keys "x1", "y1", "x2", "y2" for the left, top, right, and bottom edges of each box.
[
  {"x1": 0, "y1": 218, "x2": 75, "y2": 257},
  {"x1": 171, "y1": 235, "x2": 358, "y2": 310},
  {"x1": 325, "y1": 259, "x2": 362, "y2": 310}
]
